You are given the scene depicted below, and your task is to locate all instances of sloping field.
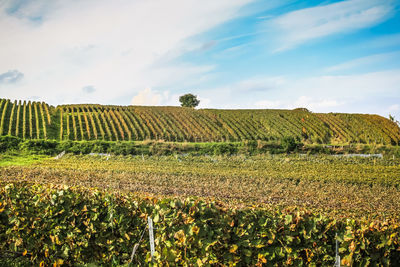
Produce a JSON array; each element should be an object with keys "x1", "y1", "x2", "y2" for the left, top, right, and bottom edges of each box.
[{"x1": 0, "y1": 98, "x2": 399, "y2": 144}]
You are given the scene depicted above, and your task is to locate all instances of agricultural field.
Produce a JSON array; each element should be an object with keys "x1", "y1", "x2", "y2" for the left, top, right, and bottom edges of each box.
[
  {"x1": 1, "y1": 153, "x2": 400, "y2": 265},
  {"x1": 2, "y1": 154, "x2": 400, "y2": 219},
  {"x1": 0, "y1": 98, "x2": 399, "y2": 145},
  {"x1": 0, "y1": 97, "x2": 400, "y2": 266}
]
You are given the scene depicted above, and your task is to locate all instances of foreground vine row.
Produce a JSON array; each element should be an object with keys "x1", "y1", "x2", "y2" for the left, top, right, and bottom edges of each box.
[{"x1": 0, "y1": 182, "x2": 399, "y2": 266}]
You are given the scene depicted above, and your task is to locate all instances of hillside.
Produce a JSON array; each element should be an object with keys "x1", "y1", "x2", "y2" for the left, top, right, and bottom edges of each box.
[{"x1": 0, "y1": 98, "x2": 399, "y2": 145}]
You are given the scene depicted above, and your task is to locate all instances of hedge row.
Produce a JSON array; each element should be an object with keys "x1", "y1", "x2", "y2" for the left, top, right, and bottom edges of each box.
[
  {"x1": 0, "y1": 136, "x2": 289, "y2": 156},
  {"x1": 1, "y1": 135, "x2": 400, "y2": 157},
  {"x1": 0, "y1": 182, "x2": 399, "y2": 266}
]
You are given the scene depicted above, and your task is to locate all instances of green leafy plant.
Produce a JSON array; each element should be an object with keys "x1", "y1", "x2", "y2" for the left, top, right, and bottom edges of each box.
[{"x1": 0, "y1": 182, "x2": 399, "y2": 266}]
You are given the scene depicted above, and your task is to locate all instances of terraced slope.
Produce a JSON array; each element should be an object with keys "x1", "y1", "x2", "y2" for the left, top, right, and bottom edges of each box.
[{"x1": 0, "y1": 98, "x2": 399, "y2": 144}]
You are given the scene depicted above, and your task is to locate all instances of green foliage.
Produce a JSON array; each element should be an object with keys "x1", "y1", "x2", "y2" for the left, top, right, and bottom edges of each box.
[
  {"x1": 0, "y1": 182, "x2": 399, "y2": 266},
  {"x1": 19, "y1": 139, "x2": 59, "y2": 155},
  {"x1": 211, "y1": 143, "x2": 238, "y2": 155},
  {"x1": 281, "y1": 136, "x2": 298, "y2": 152},
  {"x1": 0, "y1": 136, "x2": 21, "y2": 152},
  {"x1": 179, "y1": 93, "x2": 200, "y2": 108},
  {"x1": 1, "y1": 135, "x2": 400, "y2": 157}
]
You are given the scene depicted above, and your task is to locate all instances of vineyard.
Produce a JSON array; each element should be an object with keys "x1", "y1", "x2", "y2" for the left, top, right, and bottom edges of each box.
[
  {"x1": 1, "y1": 98, "x2": 400, "y2": 265},
  {"x1": 0, "y1": 98, "x2": 399, "y2": 145},
  {"x1": 0, "y1": 154, "x2": 400, "y2": 265},
  {"x1": 2, "y1": 154, "x2": 399, "y2": 219},
  {"x1": 0, "y1": 99, "x2": 53, "y2": 140}
]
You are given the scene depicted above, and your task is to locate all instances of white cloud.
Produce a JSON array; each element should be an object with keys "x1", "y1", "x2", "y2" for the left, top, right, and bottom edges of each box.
[
  {"x1": 130, "y1": 88, "x2": 184, "y2": 106},
  {"x1": 267, "y1": 0, "x2": 395, "y2": 52},
  {"x1": 0, "y1": 0, "x2": 252, "y2": 105},
  {"x1": 131, "y1": 88, "x2": 165, "y2": 106},
  {"x1": 325, "y1": 51, "x2": 400, "y2": 72}
]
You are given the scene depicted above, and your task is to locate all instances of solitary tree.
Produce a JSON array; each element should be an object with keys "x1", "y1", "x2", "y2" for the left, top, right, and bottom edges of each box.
[{"x1": 179, "y1": 93, "x2": 200, "y2": 108}]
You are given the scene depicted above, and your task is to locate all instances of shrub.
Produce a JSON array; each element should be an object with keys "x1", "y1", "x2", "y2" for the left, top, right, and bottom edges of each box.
[
  {"x1": 281, "y1": 136, "x2": 297, "y2": 152},
  {"x1": 212, "y1": 143, "x2": 238, "y2": 155},
  {"x1": 19, "y1": 139, "x2": 58, "y2": 154},
  {"x1": 0, "y1": 136, "x2": 21, "y2": 152}
]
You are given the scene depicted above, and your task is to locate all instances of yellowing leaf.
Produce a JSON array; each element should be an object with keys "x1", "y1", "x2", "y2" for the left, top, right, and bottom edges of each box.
[
  {"x1": 53, "y1": 259, "x2": 64, "y2": 267},
  {"x1": 192, "y1": 225, "x2": 200, "y2": 235},
  {"x1": 229, "y1": 244, "x2": 238, "y2": 253},
  {"x1": 124, "y1": 233, "x2": 130, "y2": 241},
  {"x1": 15, "y1": 238, "x2": 23, "y2": 247},
  {"x1": 184, "y1": 216, "x2": 195, "y2": 224},
  {"x1": 349, "y1": 241, "x2": 356, "y2": 252},
  {"x1": 22, "y1": 249, "x2": 27, "y2": 256},
  {"x1": 174, "y1": 230, "x2": 186, "y2": 245}
]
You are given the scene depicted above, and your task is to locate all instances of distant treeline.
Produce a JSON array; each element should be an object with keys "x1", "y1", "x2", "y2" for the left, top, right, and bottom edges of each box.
[
  {"x1": 1, "y1": 136, "x2": 399, "y2": 157},
  {"x1": 0, "y1": 98, "x2": 399, "y2": 145}
]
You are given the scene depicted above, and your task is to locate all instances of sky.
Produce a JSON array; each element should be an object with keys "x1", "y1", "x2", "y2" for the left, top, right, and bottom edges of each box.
[{"x1": 0, "y1": 0, "x2": 400, "y2": 120}]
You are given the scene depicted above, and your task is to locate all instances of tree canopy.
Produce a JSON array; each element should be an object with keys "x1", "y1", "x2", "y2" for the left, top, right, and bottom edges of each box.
[{"x1": 179, "y1": 93, "x2": 200, "y2": 108}]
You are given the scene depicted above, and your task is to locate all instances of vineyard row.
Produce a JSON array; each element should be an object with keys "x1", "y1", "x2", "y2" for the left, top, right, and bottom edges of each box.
[{"x1": 0, "y1": 98, "x2": 399, "y2": 144}]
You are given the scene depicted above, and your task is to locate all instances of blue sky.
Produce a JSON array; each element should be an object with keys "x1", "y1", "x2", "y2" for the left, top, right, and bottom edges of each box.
[{"x1": 0, "y1": 0, "x2": 400, "y2": 120}]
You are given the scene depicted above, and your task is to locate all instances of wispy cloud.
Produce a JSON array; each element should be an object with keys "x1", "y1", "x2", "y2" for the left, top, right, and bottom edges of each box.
[
  {"x1": 325, "y1": 51, "x2": 400, "y2": 72},
  {"x1": 0, "y1": 0, "x2": 252, "y2": 104},
  {"x1": 0, "y1": 70, "x2": 24, "y2": 84},
  {"x1": 266, "y1": 0, "x2": 396, "y2": 52},
  {"x1": 366, "y1": 33, "x2": 400, "y2": 49}
]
